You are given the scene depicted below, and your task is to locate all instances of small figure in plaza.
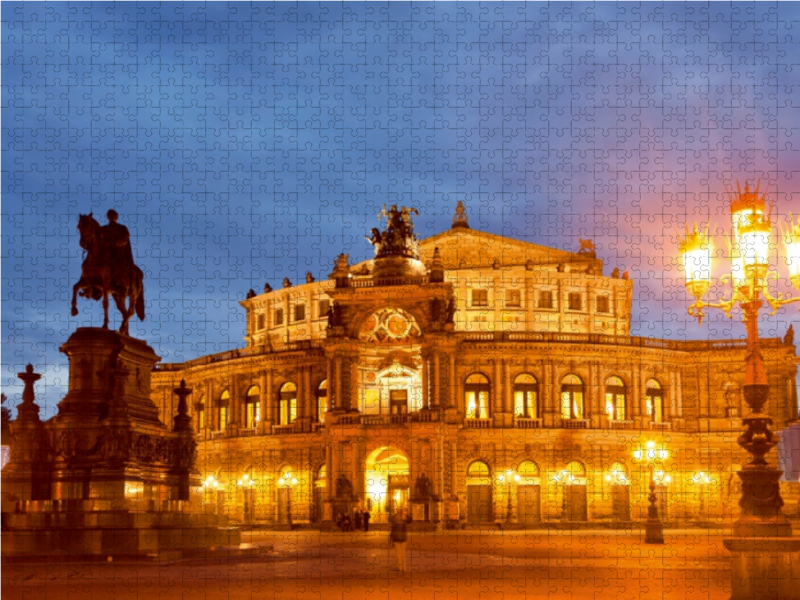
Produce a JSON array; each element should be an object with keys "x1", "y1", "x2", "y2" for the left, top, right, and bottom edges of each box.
[
  {"x1": 390, "y1": 508, "x2": 409, "y2": 573},
  {"x1": 785, "y1": 324, "x2": 794, "y2": 345},
  {"x1": 72, "y1": 210, "x2": 145, "y2": 335},
  {"x1": 363, "y1": 507, "x2": 371, "y2": 532},
  {"x1": 354, "y1": 508, "x2": 363, "y2": 531}
]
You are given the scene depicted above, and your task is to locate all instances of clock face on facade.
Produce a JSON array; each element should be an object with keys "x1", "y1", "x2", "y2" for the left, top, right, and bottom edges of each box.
[{"x1": 360, "y1": 308, "x2": 421, "y2": 343}]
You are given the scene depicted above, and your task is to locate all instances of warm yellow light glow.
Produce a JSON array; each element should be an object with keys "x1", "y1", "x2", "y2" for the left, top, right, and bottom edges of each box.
[
  {"x1": 514, "y1": 474, "x2": 521, "y2": 482},
  {"x1": 680, "y1": 225, "x2": 713, "y2": 291},
  {"x1": 658, "y1": 450, "x2": 669, "y2": 460},
  {"x1": 498, "y1": 474, "x2": 505, "y2": 482},
  {"x1": 633, "y1": 450, "x2": 642, "y2": 460},
  {"x1": 784, "y1": 214, "x2": 800, "y2": 284},
  {"x1": 738, "y1": 214, "x2": 771, "y2": 272},
  {"x1": 646, "y1": 441, "x2": 655, "y2": 450}
]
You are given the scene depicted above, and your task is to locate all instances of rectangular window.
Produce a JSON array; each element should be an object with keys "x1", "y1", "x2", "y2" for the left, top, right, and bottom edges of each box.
[
  {"x1": 506, "y1": 290, "x2": 521, "y2": 307},
  {"x1": 197, "y1": 407, "x2": 205, "y2": 431},
  {"x1": 279, "y1": 399, "x2": 296, "y2": 425},
  {"x1": 596, "y1": 296, "x2": 610, "y2": 313},
  {"x1": 275, "y1": 308, "x2": 284, "y2": 325},
  {"x1": 219, "y1": 406, "x2": 228, "y2": 430},
  {"x1": 539, "y1": 291, "x2": 553, "y2": 309},
  {"x1": 318, "y1": 394, "x2": 328, "y2": 420},
  {"x1": 318, "y1": 299, "x2": 330, "y2": 318},
  {"x1": 257, "y1": 314, "x2": 266, "y2": 330},
  {"x1": 515, "y1": 391, "x2": 538, "y2": 418},
  {"x1": 472, "y1": 289, "x2": 489, "y2": 307},
  {"x1": 294, "y1": 304, "x2": 306, "y2": 322},
  {"x1": 465, "y1": 391, "x2": 489, "y2": 419},
  {"x1": 568, "y1": 292, "x2": 582, "y2": 311}
]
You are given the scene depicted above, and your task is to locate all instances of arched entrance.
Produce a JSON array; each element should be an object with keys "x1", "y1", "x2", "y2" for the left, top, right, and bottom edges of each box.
[
  {"x1": 466, "y1": 461, "x2": 493, "y2": 523},
  {"x1": 516, "y1": 460, "x2": 541, "y2": 523},
  {"x1": 365, "y1": 446, "x2": 410, "y2": 523},
  {"x1": 606, "y1": 462, "x2": 631, "y2": 521},
  {"x1": 560, "y1": 461, "x2": 588, "y2": 522}
]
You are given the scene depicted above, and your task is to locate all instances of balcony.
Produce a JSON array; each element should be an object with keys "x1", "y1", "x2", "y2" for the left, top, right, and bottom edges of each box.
[
  {"x1": 463, "y1": 418, "x2": 492, "y2": 429},
  {"x1": 609, "y1": 420, "x2": 634, "y2": 430},
  {"x1": 271, "y1": 424, "x2": 297, "y2": 435},
  {"x1": 649, "y1": 421, "x2": 673, "y2": 431},
  {"x1": 311, "y1": 422, "x2": 325, "y2": 433},
  {"x1": 515, "y1": 418, "x2": 543, "y2": 429},
  {"x1": 561, "y1": 419, "x2": 590, "y2": 430},
  {"x1": 211, "y1": 430, "x2": 226, "y2": 439},
  {"x1": 240, "y1": 427, "x2": 258, "y2": 437}
]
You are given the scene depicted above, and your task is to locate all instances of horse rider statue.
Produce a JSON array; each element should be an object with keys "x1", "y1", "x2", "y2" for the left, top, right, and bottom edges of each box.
[{"x1": 71, "y1": 210, "x2": 145, "y2": 335}]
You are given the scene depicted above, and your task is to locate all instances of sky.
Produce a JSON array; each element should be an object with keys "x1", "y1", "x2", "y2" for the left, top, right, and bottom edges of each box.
[{"x1": 3, "y1": 2, "x2": 800, "y2": 418}]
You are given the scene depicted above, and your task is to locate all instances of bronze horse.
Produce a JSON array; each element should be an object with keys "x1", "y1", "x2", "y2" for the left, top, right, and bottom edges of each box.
[{"x1": 71, "y1": 213, "x2": 145, "y2": 335}]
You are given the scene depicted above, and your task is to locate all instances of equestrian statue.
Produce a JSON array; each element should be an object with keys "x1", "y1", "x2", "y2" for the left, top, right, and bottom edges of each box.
[{"x1": 71, "y1": 210, "x2": 145, "y2": 335}]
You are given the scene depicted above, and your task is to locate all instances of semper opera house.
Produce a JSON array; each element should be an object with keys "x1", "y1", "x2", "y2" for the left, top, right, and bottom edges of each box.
[{"x1": 150, "y1": 203, "x2": 799, "y2": 528}]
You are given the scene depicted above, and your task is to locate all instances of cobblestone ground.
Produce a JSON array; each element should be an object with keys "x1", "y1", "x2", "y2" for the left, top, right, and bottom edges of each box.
[{"x1": 2, "y1": 529, "x2": 731, "y2": 600}]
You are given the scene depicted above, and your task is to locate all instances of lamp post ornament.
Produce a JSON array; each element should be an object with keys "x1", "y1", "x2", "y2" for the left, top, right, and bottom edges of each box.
[{"x1": 679, "y1": 180, "x2": 800, "y2": 537}]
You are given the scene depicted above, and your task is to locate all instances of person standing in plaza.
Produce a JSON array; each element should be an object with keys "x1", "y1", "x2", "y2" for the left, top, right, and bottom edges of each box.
[
  {"x1": 389, "y1": 508, "x2": 408, "y2": 573},
  {"x1": 363, "y1": 507, "x2": 371, "y2": 532}
]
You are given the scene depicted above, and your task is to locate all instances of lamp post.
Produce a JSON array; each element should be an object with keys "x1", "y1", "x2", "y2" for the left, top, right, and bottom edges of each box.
[
  {"x1": 691, "y1": 471, "x2": 712, "y2": 526},
  {"x1": 497, "y1": 469, "x2": 520, "y2": 524},
  {"x1": 679, "y1": 181, "x2": 800, "y2": 538},
  {"x1": 633, "y1": 441, "x2": 669, "y2": 543},
  {"x1": 279, "y1": 472, "x2": 299, "y2": 526}
]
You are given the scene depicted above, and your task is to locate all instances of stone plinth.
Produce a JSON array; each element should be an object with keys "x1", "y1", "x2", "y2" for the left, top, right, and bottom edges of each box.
[
  {"x1": 724, "y1": 537, "x2": 800, "y2": 600},
  {"x1": 1, "y1": 328, "x2": 240, "y2": 559}
]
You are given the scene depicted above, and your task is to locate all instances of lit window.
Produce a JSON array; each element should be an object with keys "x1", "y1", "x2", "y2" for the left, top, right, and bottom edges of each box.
[
  {"x1": 316, "y1": 380, "x2": 328, "y2": 421},
  {"x1": 513, "y1": 373, "x2": 539, "y2": 418},
  {"x1": 245, "y1": 386, "x2": 260, "y2": 428},
  {"x1": 539, "y1": 290, "x2": 554, "y2": 309},
  {"x1": 472, "y1": 289, "x2": 489, "y2": 307},
  {"x1": 465, "y1": 373, "x2": 490, "y2": 419},
  {"x1": 561, "y1": 374, "x2": 584, "y2": 419},
  {"x1": 275, "y1": 308, "x2": 284, "y2": 325},
  {"x1": 568, "y1": 292, "x2": 582, "y2": 311},
  {"x1": 279, "y1": 382, "x2": 297, "y2": 425},
  {"x1": 646, "y1": 379, "x2": 664, "y2": 423},
  {"x1": 605, "y1": 376, "x2": 627, "y2": 421}
]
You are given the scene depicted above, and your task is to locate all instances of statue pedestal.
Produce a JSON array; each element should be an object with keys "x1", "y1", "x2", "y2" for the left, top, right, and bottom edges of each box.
[
  {"x1": 724, "y1": 538, "x2": 800, "y2": 600},
  {"x1": 1, "y1": 328, "x2": 240, "y2": 560}
]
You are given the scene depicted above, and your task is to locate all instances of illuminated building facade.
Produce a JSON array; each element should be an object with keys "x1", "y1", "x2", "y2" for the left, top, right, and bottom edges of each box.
[{"x1": 150, "y1": 203, "x2": 799, "y2": 527}]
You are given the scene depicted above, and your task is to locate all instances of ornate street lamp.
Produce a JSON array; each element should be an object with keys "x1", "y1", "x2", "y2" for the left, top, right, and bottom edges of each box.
[
  {"x1": 633, "y1": 441, "x2": 670, "y2": 543},
  {"x1": 279, "y1": 472, "x2": 299, "y2": 526},
  {"x1": 679, "y1": 181, "x2": 800, "y2": 538}
]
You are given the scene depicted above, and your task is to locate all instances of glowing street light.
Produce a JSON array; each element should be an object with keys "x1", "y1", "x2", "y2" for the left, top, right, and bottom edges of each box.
[
  {"x1": 679, "y1": 181, "x2": 799, "y2": 538},
  {"x1": 497, "y1": 469, "x2": 520, "y2": 524},
  {"x1": 633, "y1": 441, "x2": 669, "y2": 544}
]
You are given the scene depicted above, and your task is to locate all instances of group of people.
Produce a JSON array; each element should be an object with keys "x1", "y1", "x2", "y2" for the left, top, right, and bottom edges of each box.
[{"x1": 336, "y1": 507, "x2": 371, "y2": 532}]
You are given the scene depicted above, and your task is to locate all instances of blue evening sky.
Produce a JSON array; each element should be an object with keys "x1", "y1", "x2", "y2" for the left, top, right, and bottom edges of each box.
[{"x1": 3, "y1": 2, "x2": 800, "y2": 417}]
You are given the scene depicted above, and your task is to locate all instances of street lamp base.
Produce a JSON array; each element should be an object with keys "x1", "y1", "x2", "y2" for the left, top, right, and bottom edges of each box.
[
  {"x1": 725, "y1": 537, "x2": 800, "y2": 600},
  {"x1": 644, "y1": 520, "x2": 664, "y2": 544}
]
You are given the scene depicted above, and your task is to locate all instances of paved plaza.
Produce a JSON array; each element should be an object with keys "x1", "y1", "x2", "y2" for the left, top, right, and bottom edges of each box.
[{"x1": 3, "y1": 529, "x2": 731, "y2": 600}]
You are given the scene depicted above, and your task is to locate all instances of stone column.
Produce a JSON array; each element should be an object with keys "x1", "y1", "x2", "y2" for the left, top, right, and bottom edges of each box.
[
  {"x1": 421, "y1": 352, "x2": 429, "y2": 411},
  {"x1": 633, "y1": 368, "x2": 642, "y2": 421},
  {"x1": 297, "y1": 366, "x2": 306, "y2": 421},
  {"x1": 494, "y1": 360, "x2": 503, "y2": 420},
  {"x1": 266, "y1": 370, "x2": 275, "y2": 426},
  {"x1": 433, "y1": 352, "x2": 441, "y2": 409},
  {"x1": 326, "y1": 358, "x2": 334, "y2": 411},
  {"x1": 304, "y1": 367, "x2": 312, "y2": 420},
  {"x1": 587, "y1": 285, "x2": 595, "y2": 334},
  {"x1": 350, "y1": 358, "x2": 360, "y2": 412},
  {"x1": 668, "y1": 370, "x2": 676, "y2": 421},
  {"x1": 259, "y1": 371, "x2": 268, "y2": 432},
  {"x1": 676, "y1": 370, "x2": 683, "y2": 417},
  {"x1": 335, "y1": 356, "x2": 343, "y2": 412},
  {"x1": 504, "y1": 362, "x2": 512, "y2": 414},
  {"x1": 449, "y1": 354, "x2": 457, "y2": 409},
  {"x1": 205, "y1": 380, "x2": 213, "y2": 437}
]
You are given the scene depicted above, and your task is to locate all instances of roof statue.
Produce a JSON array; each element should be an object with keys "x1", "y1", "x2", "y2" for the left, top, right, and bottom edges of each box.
[
  {"x1": 452, "y1": 200, "x2": 469, "y2": 229},
  {"x1": 71, "y1": 210, "x2": 145, "y2": 335},
  {"x1": 578, "y1": 238, "x2": 596, "y2": 257},
  {"x1": 366, "y1": 204, "x2": 421, "y2": 259}
]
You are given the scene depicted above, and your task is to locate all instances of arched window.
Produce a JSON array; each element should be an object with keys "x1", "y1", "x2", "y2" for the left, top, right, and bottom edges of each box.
[
  {"x1": 467, "y1": 461, "x2": 491, "y2": 479},
  {"x1": 646, "y1": 379, "x2": 665, "y2": 423},
  {"x1": 605, "y1": 376, "x2": 627, "y2": 421},
  {"x1": 513, "y1": 374, "x2": 539, "y2": 418},
  {"x1": 257, "y1": 314, "x2": 266, "y2": 330},
  {"x1": 563, "y1": 460, "x2": 587, "y2": 484},
  {"x1": 518, "y1": 460, "x2": 540, "y2": 481},
  {"x1": 196, "y1": 396, "x2": 206, "y2": 432},
  {"x1": 279, "y1": 382, "x2": 297, "y2": 425},
  {"x1": 465, "y1": 374, "x2": 490, "y2": 419},
  {"x1": 560, "y1": 375, "x2": 584, "y2": 420},
  {"x1": 245, "y1": 386, "x2": 260, "y2": 428},
  {"x1": 606, "y1": 462, "x2": 629, "y2": 485},
  {"x1": 218, "y1": 390, "x2": 230, "y2": 430},
  {"x1": 316, "y1": 380, "x2": 328, "y2": 422}
]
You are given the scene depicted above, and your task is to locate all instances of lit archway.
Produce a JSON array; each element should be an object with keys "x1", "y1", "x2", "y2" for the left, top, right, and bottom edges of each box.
[{"x1": 365, "y1": 446, "x2": 410, "y2": 522}]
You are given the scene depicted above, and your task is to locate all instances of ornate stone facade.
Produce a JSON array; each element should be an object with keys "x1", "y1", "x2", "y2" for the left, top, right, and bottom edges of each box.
[{"x1": 151, "y1": 208, "x2": 800, "y2": 528}]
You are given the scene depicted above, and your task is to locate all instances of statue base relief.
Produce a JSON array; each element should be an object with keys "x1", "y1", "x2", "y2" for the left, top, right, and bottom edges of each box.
[{"x1": 1, "y1": 328, "x2": 241, "y2": 560}]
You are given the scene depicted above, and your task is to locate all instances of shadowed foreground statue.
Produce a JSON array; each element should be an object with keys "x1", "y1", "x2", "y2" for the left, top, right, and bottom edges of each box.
[{"x1": 71, "y1": 210, "x2": 145, "y2": 335}]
